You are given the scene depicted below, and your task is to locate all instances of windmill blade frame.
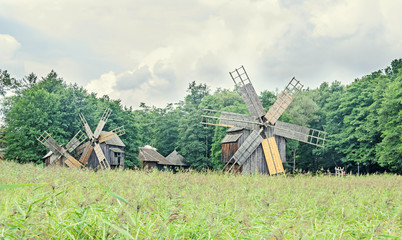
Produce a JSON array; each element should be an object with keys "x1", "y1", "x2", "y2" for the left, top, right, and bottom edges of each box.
[
  {"x1": 65, "y1": 130, "x2": 87, "y2": 153},
  {"x1": 79, "y1": 113, "x2": 94, "y2": 139},
  {"x1": 78, "y1": 142, "x2": 94, "y2": 165},
  {"x1": 93, "y1": 108, "x2": 112, "y2": 138},
  {"x1": 230, "y1": 66, "x2": 266, "y2": 118},
  {"x1": 93, "y1": 144, "x2": 110, "y2": 169},
  {"x1": 273, "y1": 121, "x2": 327, "y2": 147},
  {"x1": 37, "y1": 131, "x2": 65, "y2": 159},
  {"x1": 98, "y1": 126, "x2": 125, "y2": 143},
  {"x1": 201, "y1": 109, "x2": 261, "y2": 130},
  {"x1": 265, "y1": 77, "x2": 303, "y2": 125}
]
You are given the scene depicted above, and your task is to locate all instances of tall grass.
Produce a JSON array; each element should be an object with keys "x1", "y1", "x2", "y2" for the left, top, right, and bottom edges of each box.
[{"x1": 0, "y1": 161, "x2": 401, "y2": 239}]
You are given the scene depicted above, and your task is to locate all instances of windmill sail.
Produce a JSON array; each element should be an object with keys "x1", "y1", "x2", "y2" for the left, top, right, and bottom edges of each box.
[
  {"x1": 265, "y1": 77, "x2": 303, "y2": 124},
  {"x1": 261, "y1": 137, "x2": 284, "y2": 175},
  {"x1": 79, "y1": 113, "x2": 94, "y2": 139},
  {"x1": 230, "y1": 66, "x2": 266, "y2": 118},
  {"x1": 65, "y1": 130, "x2": 87, "y2": 153},
  {"x1": 93, "y1": 108, "x2": 112, "y2": 138},
  {"x1": 94, "y1": 144, "x2": 110, "y2": 169},
  {"x1": 201, "y1": 109, "x2": 261, "y2": 130},
  {"x1": 273, "y1": 121, "x2": 327, "y2": 147}
]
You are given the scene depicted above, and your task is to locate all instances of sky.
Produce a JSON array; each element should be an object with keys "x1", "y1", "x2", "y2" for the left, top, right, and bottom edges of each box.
[{"x1": 0, "y1": 0, "x2": 401, "y2": 108}]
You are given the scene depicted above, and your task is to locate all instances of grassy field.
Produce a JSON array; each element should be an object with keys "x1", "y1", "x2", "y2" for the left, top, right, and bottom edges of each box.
[{"x1": 0, "y1": 161, "x2": 401, "y2": 239}]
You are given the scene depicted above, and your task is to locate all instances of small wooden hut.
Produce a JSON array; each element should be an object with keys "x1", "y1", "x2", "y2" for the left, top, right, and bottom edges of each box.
[
  {"x1": 166, "y1": 150, "x2": 189, "y2": 168},
  {"x1": 221, "y1": 127, "x2": 286, "y2": 174},
  {"x1": 138, "y1": 145, "x2": 174, "y2": 170}
]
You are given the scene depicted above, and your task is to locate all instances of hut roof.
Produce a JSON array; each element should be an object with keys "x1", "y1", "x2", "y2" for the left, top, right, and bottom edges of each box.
[
  {"x1": 138, "y1": 146, "x2": 173, "y2": 165},
  {"x1": 101, "y1": 131, "x2": 125, "y2": 147},
  {"x1": 166, "y1": 150, "x2": 188, "y2": 166}
]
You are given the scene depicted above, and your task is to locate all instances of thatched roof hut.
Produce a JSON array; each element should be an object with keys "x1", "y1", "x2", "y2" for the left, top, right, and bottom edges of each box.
[{"x1": 166, "y1": 150, "x2": 188, "y2": 167}]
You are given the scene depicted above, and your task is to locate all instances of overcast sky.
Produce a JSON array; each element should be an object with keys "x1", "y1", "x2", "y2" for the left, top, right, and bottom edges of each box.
[{"x1": 0, "y1": 0, "x2": 401, "y2": 108}]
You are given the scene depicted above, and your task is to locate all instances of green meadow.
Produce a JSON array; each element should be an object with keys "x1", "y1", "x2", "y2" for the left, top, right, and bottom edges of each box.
[{"x1": 0, "y1": 161, "x2": 400, "y2": 239}]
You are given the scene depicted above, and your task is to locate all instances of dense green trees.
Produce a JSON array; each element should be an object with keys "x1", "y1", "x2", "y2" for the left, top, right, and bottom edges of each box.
[{"x1": 1, "y1": 59, "x2": 401, "y2": 173}]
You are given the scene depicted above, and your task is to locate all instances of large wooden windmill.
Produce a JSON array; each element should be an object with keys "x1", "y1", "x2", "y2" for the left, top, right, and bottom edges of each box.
[
  {"x1": 38, "y1": 108, "x2": 125, "y2": 170},
  {"x1": 201, "y1": 66, "x2": 327, "y2": 175}
]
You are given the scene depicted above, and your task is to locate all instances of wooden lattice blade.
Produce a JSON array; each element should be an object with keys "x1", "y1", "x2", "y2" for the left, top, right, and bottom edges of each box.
[
  {"x1": 265, "y1": 77, "x2": 303, "y2": 125},
  {"x1": 79, "y1": 143, "x2": 94, "y2": 165},
  {"x1": 37, "y1": 131, "x2": 64, "y2": 157},
  {"x1": 79, "y1": 113, "x2": 94, "y2": 139},
  {"x1": 65, "y1": 130, "x2": 87, "y2": 152},
  {"x1": 64, "y1": 155, "x2": 83, "y2": 168},
  {"x1": 229, "y1": 66, "x2": 266, "y2": 118},
  {"x1": 273, "y1": 121, "x2": 327, "y2": 147},
  {"x1": 201, "y1": 109, "x2": 260, "y2": 130},
  {"x1": 238, "y1": 83, "x2": 266, "y2": 118},
  {"x1": 93, "y1": 144, "x2": 110, "y2": 169},
  {"x1": 226, "y1": 130, "x2": 263, "y2": 172},
  {"x1": 261, "y1": 137, "x2": 284, "y2": 175},
  {"x1": 99, "y1": 126, "x2": 125, "y2": 143},
  {"x1": 93, "y1": 108, "x2": 112, "y2": 138}
]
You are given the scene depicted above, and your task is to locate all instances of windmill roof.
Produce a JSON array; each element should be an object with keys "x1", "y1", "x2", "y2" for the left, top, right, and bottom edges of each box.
[
  {"x1": 226, "y1": 127, "x2": 244, "y2": 133},
  {"x1": 138, "y1": 146, "x2": 174, "y2": 165},
  {"x1": 110, "y1": 147, "x2": 124, "y2": 153},
  {"x1": 101, "y1": 131, "x2": 125, "y2": 147},
  {"x1": 221, "y1": 133, "x2": 243, "y2": 143},
  {"x1": 166, "y1": 150, "x2": 187, "y2": 166}
]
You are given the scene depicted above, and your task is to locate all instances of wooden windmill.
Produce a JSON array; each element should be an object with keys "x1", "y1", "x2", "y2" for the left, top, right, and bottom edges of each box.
[
  {"x1": 201, "y1": 66, "x2": 327, "y2": 175},
  {"x1": 77, "y1": 108, "x2": 125, "y2": 170},
  {"x1": 37, "y1": 130, "x2": 87, "y2": 168},
  {"x1": 38, "y1": 108, "x2": 125, "y2": 170}
]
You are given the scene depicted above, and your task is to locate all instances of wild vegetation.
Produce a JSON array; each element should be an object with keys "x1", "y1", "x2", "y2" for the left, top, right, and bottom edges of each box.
[
  {"x1": 0, "y1": 59, "x2": 401, "y2": 173},
  {"x1": 0, "y1": 161, "x2": 400, "y2": 239}
]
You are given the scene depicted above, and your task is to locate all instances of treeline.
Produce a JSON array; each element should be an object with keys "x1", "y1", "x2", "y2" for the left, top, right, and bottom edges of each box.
[{"x1": 1, "y1": 59, "x2": 401, "y2": 173}]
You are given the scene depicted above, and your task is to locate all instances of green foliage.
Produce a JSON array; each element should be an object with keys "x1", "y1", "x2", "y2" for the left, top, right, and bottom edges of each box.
[
  {"x1": 376, "y1": 71, "x2": 402, "y2": 173},
  {"x1": 0, "y1": 69, "x2": 19, "y2": 96},
  {"x1": 176, "y1": 82, "x2": 212, "y2": 169}
]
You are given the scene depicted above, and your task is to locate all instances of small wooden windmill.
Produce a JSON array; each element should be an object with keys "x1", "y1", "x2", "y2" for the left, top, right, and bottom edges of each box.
[
  {"x1": 201, "y1": 66, "x2": 327, "y2": 175},
  {"x1": 37, "y1": 130, "x2": 87, "y2": 168},
  {"x1": 38, "y1": 108, "x2": 125, "y2": 170},
  {"x1": 78, "y1": 108, "x2": 125, "y2": 170}
]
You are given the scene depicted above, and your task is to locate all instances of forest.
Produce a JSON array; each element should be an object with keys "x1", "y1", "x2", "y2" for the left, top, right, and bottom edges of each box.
[{"x1": 1, "y1": 59, "x2": 401, "y2": 174}]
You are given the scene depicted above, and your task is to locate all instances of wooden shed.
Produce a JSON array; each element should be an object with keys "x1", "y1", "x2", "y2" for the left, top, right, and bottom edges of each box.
[
  {"x1": 138, "y1": 145, "x2": 174, "y2": 170},
  {"x1": 221, "y1": 127, "x2": 286, "y2": 174},
  {"x1": 166, "y1": 150, "x2": 189, "y2": 168}
]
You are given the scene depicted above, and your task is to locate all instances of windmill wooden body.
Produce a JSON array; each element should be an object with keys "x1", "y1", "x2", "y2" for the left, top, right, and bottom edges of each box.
[{"x1": 201, "y1": 66, "x2": 327, "y2": 175}]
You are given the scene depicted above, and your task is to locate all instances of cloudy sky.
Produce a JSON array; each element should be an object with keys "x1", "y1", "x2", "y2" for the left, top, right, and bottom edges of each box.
[{"x1": 0, "y1": 0, "x2": 401, "y2": 108}]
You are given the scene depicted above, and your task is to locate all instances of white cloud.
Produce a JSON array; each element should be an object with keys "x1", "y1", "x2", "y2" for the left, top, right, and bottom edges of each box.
[
  {"x1": 0, "y1": 0, "x2": 401, "y2": 108},
  {"x1": 0, "y1": 34, "x2": 21, "y2": 60}
]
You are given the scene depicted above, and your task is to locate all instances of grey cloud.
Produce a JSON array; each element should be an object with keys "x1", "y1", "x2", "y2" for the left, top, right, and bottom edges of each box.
[
  {"x1": 154, "y1": 61, "x2": 176, "y2": 83},
  {"x1": 114, "y1": 66, "x2": 152, "y2": 91}
]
